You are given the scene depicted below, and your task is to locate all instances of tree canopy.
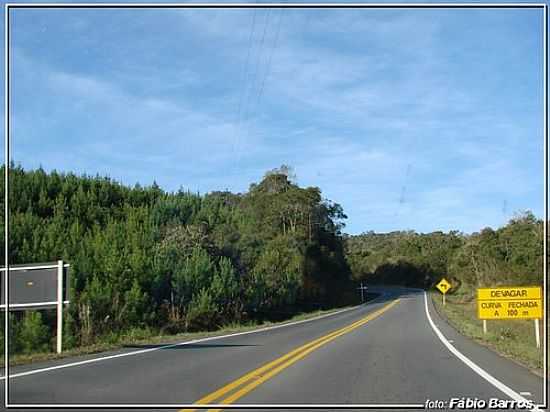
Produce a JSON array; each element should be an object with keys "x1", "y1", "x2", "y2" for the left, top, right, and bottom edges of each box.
[
  {"x1": 345, "y1": 211, "x2": 543, "y2": 295},
  {"x1": 1, "y1": 164, "x2": 354, "y2": 351}
]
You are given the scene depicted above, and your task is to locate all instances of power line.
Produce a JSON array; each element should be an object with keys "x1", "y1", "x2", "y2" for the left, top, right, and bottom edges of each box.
[
  {"x1": 394, "y1": 163, "x2": 412, "y2": 218},
  {"x1": 232, "y1": 8, "x2": 272, "y2": 181},
  {"x1": 238, "y1": 8, "x2": 284, "y2": 159},
  {"x1": 232, "y1": 8, "x2": 257, "y2": 154},
  {"x1": 231, "y1": 7, "x2": 258, "y2": 190},
  {"x1": 254, "y1": 8, "x2": 285, "y2": 118},
  {"x1": 242, "y1": 8, "x2": 272, "y2": 127}
]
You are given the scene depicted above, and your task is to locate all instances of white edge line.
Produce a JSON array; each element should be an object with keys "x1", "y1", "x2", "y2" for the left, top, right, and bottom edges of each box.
[
  {"x1": 0, "y1": 296, "x2": 386, "y2": 381},
  {"x1": 423, "y1": 292, "x2": 541, "y2": 412}
]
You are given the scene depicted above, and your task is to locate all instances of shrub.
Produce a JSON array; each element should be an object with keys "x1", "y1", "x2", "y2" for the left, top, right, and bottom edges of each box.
[
  {"x1": 18, "y1": 311, "x2": 50, "y2": 354},
  {"x1": 186, "y1": 289, "x2": 219, "y2": 332}
]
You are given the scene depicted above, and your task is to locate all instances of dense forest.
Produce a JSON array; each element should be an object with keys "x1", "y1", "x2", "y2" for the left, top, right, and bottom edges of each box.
[
  {"x1": 0, "y1": 164, "x2": 543, "y2": 356},
  {"x1": 345, "y1": 212, "x2": 543, "y2": 293},
  {"x1": 1, "y1": 164, "x2": 354, "y2": 354}
]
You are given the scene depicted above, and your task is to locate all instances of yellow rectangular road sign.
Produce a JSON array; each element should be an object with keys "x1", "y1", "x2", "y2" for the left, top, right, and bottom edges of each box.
[
  {"x1": 477, "y1": 286, "x2": 542, "y2": 320},
  {"x1": 477, "y1": 286, "x2": 541, "y2": 301}
]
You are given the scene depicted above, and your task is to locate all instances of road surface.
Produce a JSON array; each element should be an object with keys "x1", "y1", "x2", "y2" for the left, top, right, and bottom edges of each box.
[{"x1": 0, "y1": 287, "x2": 544, "y2": 411}]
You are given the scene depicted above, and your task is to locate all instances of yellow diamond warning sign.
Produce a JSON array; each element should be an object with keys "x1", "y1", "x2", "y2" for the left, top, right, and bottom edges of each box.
[
  {"x1": 477, "y1": 286, "x2": 542, "y2": 320},
  {"x1": 436, "y1": 278, "x2": 451, "y2": 295}
]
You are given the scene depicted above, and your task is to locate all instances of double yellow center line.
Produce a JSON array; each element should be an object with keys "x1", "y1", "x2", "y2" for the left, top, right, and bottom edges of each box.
[{"x1": 181, "y1": 298, "x2": 400, "y2": 411}]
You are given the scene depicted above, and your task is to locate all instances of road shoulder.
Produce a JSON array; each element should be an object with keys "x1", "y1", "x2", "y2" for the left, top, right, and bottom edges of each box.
[
  {"x1": 425, "y1": 292, "x2": 544, "y2": 405},
  {"x1": 1, "y1": 302, "x2": 372, "y2": 379}
]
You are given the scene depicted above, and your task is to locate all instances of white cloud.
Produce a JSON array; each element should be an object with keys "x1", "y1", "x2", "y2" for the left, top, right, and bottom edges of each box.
[{"x1": 9, "y1": 8, "x2": 543, "y2": 234}]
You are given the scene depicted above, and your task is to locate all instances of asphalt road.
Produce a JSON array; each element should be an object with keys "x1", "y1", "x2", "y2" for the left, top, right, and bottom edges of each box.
[{"x1": 0, "y1": 287, "x2": 545, "y2": 411}]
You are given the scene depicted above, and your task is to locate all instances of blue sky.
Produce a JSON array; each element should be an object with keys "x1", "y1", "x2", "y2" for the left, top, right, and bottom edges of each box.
[{"x1": 4, "y1": 4, "x2": 545, "y2": 234}]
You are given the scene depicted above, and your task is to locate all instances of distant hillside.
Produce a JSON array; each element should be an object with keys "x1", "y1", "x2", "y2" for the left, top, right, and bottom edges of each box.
[{"x1": 344, "y1": 213, "x2": 543, "y2": 293}]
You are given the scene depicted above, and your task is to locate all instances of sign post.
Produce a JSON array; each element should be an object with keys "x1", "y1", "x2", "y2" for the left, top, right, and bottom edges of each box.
[
  {"x1": 534, "y1": 319, "x2": 540, "y2": 349},
  {"x1": 477, "y1": 286, "x2": 542, "y2": 347},
  {"x1": 0, "y1": 262, "x2": 70, "y2": 353},
  {"x1": 436, "y1": 278, "x2": 451, "y2": 306},
  {"x1": 357, "y1": 282, "x2": 368, "y2": 304},
  {"x1": 57, "y1": 260, "x2": 63, "y2": 354}
]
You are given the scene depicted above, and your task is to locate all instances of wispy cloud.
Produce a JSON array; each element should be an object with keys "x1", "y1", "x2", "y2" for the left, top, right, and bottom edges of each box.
[{"x1": 8, "y1": 7, "x2": 544, "y2": 234}]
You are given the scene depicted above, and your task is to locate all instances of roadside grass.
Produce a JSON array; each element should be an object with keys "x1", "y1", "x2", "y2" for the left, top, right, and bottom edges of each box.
[
  {"x1": 430, "y1": 290, "x2": 543, "y2": 375},
  {"x1": 1, "y1": 298, "x2": 375, "y2": 368}
]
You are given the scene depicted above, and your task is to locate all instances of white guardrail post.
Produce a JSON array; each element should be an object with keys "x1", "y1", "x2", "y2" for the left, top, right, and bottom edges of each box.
[
  {"x1": 535, "y1": 318, "x2": 540, "y2": 349},
  {"x1": 57, "y1": 259, "x2": 63, "y2": 354}
]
